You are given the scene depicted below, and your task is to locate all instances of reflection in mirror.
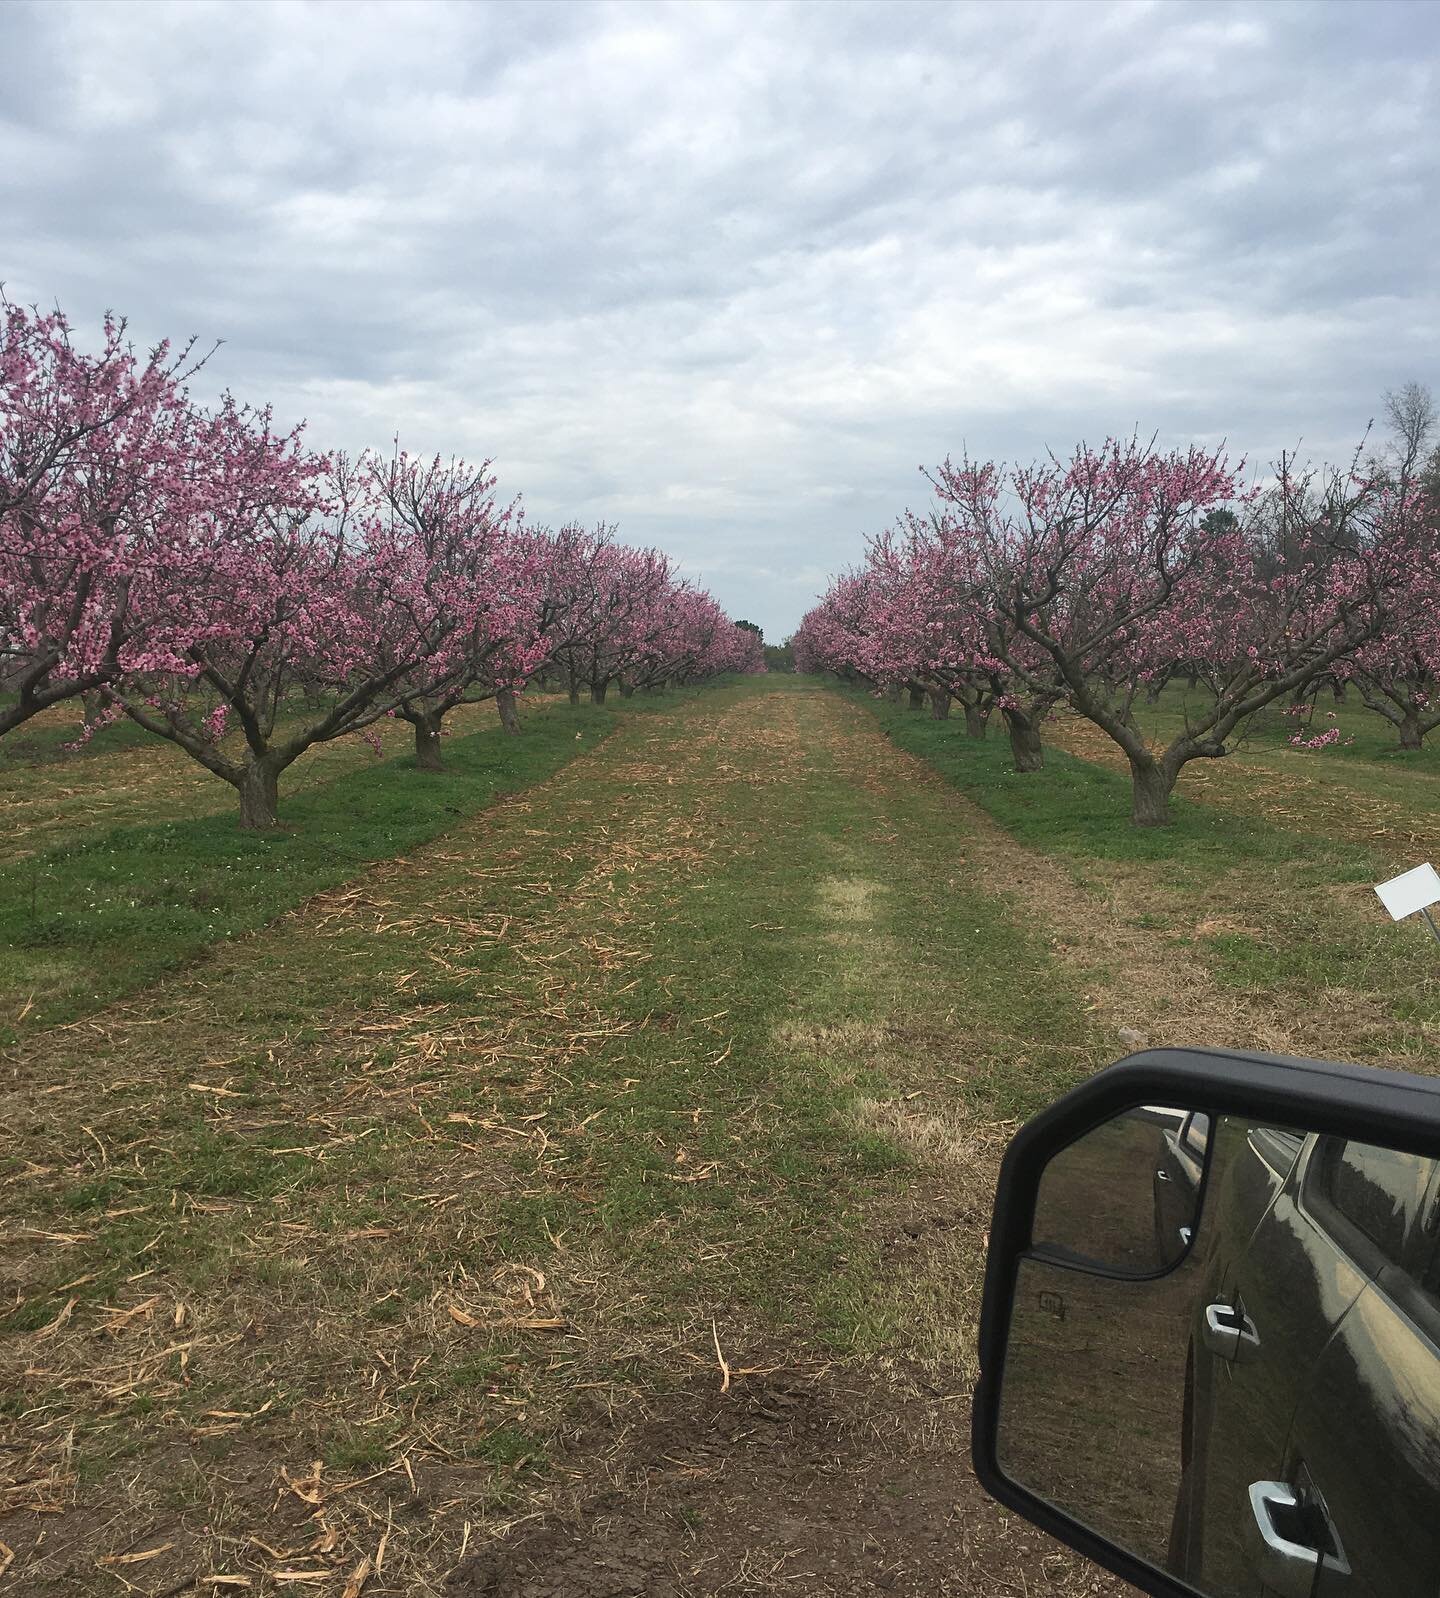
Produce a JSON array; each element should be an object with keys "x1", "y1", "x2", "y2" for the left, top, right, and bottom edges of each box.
[
  {"x1": 1032, "y1": 1106, "x2": 1205, "y2": 1276},
  {"x1": 999, "y1": 1111, "x2": 1440, "y2": 1597}
]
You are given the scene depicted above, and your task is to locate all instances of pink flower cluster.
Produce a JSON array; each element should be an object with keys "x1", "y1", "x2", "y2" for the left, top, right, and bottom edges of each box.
[{"x1": 1288, "y1": 726, "x2": 1357, "y2": 751}]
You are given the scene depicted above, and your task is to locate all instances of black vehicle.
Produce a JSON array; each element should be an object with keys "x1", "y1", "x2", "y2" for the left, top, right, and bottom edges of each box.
[
  {"x1": 1154, "y1": 1109, "x2": 1208, "y2": 1265},
  {"x1": 1171, "y1": 1122, "x2": 1440, "y2": 1596},
  {"x1": 973, "y1": 1048, "x2": 1440, "y2": 1598}
]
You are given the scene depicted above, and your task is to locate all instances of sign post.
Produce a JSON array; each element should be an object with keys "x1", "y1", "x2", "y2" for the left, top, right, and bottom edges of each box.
[{"x1": 1375, "y1": 863, "x2": 1440, "y2": 948}]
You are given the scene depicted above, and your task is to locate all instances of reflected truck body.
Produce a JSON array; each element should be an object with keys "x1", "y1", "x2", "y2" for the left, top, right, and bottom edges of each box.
[{"x1": 1176, "y1": 1124, "x2": 1440, "y2": 1597}]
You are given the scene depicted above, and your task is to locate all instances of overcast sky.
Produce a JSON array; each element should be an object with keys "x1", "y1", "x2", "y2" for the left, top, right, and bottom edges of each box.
[{"x1": 3, "y1": 0, "x2": 1437, "y2": 639}]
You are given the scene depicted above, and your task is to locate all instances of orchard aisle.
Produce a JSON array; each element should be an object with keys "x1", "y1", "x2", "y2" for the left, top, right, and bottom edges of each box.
[
  {"x1": 1047, "y1": 712, "x2": 1440, "y2": 866},
  {"x1": 3, "y1": 681, "x2": 1130, "y2": 1598}
]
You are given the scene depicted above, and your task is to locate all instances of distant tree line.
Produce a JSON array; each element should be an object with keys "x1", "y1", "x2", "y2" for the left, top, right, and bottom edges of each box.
[
  {"x1": 732, "y1": 619, "x2": 795, "y2": 675},
  {"x1": 0, "y1": 299, "x2": 765, "y2": 827}
]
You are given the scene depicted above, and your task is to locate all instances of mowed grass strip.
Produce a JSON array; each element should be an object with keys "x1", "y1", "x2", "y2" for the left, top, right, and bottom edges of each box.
[
  {"x1": 1, "y1": 680, "x2": 1103, "y2": 1595},
  {"x1": 0, "y1": 694, "x2": 560, "y2": 865},
  {"x1": 0, "y1": 700, "x2": 614, "y2": 1042},
  {"x1": 863, "y1": 689, "x2": 1440, "y2": 1072},
  {"x1": 1045, "y1": 687, "x2": 1440, "y2": 860}
]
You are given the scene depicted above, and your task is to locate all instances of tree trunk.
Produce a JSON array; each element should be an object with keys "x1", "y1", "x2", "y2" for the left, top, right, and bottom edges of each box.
[
  {"x1": 885, "y1": 683, "x2": 904, "y2": 705},
  {"x1": 1129, "y1": 759, "x2": 1174, "y2": 827},
  {"x1": 619, "y1": 680, "x2": 636, "y2": 698},
  {"x1": 1399, "y1": 711, "x2": 1423, "y2": 751},
  {"x1": 591, "y1": 680, "x2": 608, "y2": 705},
  {"x1": 496, "y1": 686, "x2": 521, "y2": 735},
  {"x1": 963, "y1": 701, "x2": 988, "y2": 739},
  {"x1": 908, "y1": 684, "x2": 925, "y2": 710},
  {"x1": 1004, "y1": 710, "x2": 1044, "y2": 772},
  {"x1": 927, "y1": 687, "x2": 951, "y2": 720},
  {"x1": 237, "y1": 754, "x2": 283, "y2": 830},
  {"x1": 567, "y1": 679, "x2": 580, "y2": 707},
  {"x1": 412, "y1": 712, "x2": 444, "y2": 771}
]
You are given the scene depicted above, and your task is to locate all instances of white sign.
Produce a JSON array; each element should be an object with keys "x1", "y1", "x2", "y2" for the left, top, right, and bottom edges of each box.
[{"x1": 1374, "y1": 863, "x2": 1440, "y2": 922}]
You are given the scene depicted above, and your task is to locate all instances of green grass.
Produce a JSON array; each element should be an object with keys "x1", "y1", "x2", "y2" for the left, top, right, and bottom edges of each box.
[
  {"x1": 20, "y1": 681, "x2": 1093, "y2": 1337},
  {"x1": 859, "y1": 686, "x2": 1440, "y2": 1064},
  {"x1": 0, "y1": 708, "x2": 155, "y2": 767},
  {"x1": 1105, "y1": 682, "x2": 1440, "y2": 821},
  {"x1": 19, "y1": 675, "x2": 1433, "y2": 1589},
  {"x1": 1137, "y1": 680, "x2": 1440, "y2": 767},
  {"x1": 478, "y1": 679, "x2": 1106, "y2": 1342},
  {"x1": 0, "y1": 702, "x2": 613, "y2": 1040},
  {"x1": 862, "y1": 690, "x2": 1371, "y2": 876},
  {"x1": 3, "y1": 679, "x2": 1107, "y2": 1591}
]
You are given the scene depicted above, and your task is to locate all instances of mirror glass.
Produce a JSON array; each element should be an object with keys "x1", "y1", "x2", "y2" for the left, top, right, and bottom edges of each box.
[
  {"x1": 997, "y1": 1109, "x2": 1440, "y2": 1596},
  {"x1": 1032, "y1": 1105, "x2": 1205, "y2": 1275}
]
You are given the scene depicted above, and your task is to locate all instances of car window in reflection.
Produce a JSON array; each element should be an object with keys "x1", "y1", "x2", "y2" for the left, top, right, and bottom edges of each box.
[
  {"x1": 1422, "y1": 1230, "x2": 1440, "y2": 1300},
  {"x1": 1318, "y1": 1139, "x2": 1436, "y2": 1268},
  {"x1": 1248, "y1": 1125, "x2": 1305, "y2": 1175}
]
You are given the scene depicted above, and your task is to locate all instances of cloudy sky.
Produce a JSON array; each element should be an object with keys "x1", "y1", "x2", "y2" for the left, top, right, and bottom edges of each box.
[{"x1": 3, "y1": 1, "x2": 1437, "y2": 639}]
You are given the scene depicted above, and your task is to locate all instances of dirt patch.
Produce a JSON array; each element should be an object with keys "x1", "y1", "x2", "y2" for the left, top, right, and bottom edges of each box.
[{"x1": 449, "y1": 1360, "x2": 1102, "y2": 1598}]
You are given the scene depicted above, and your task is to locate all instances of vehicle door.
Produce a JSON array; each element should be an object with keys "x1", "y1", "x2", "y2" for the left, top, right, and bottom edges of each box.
[
  {"x1": 1278, "y1": 1144, "x2": 1440, "y2": 1597},
  {"x1": 1184, "y1": 1127, "x2": 1365, "y2": 1594},
  {"x1": 1154, "y1": 1110, "x2": 1208, "y2": 1263}
]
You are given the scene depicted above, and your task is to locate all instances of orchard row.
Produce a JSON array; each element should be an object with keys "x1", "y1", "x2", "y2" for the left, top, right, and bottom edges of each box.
[
  {"x1": 795, "y1": 432, "x2": 1439, "y2": 825},
  {"x1": 0, "y1": 302, "x2": 763, "y2": 827}
]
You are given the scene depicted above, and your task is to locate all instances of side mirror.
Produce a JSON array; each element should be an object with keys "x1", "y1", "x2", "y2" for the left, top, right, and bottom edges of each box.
[{"x1": 972, "y1": 1047, "x2": 1440, "y2": 1598}]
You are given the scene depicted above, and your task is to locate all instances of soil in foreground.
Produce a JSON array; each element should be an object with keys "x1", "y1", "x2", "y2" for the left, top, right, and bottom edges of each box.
[{"x1": 3, "y1": 682, "x2": 1196, "y2": 1595}]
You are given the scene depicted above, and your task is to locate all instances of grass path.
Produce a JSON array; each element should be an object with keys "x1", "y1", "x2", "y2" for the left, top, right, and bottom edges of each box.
[
  {"x1": 12, "y1": 679, "x2": 1408, "y2": 1596},
  {"x1": 11, "y1": 680, "x2": 1438, "y2": 1591},
  {"x1": 2, "y1": 681, "x2": 1132, "y2": 1597},
  {"x1": 869, "y1": 694, "x2": 1440, "y2": 1076},
  {"x1": 0, "y1": 699, "x2": 612, "y2": 1042}
]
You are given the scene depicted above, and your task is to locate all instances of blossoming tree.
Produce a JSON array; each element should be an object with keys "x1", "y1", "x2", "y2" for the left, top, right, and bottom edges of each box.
[
  {"x1": 802, "y1": 434, "x2": 1417, "y2": 824},
  {"x1": 928, "y1": 438, "x2": 1406, "y2": 824},
  {"x1": 357, "y1": 448, "x2": 552, "y2": 764},
  {"x1": 0, "y1": 301, "x2": 211, "y2": 736},
  {"x1": 108, "y1": 405, "x2": 488, "y2": 827}
]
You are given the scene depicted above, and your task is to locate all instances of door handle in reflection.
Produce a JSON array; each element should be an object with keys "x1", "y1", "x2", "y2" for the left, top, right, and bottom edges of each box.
[
  {"x1": 1246, "y1": 1481, "x2": 1349, "y2": 1598},
  {"x1": 1155, "y1": 1168, "x2": 1172, "y2": 1182},
  {"x1": 1202, "y1": 1302, "x2": 1261, "y2": 1362}
]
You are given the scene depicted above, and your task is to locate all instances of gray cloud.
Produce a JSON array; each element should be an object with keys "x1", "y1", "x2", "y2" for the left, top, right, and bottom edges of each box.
[{"x1": 3, "y1": 0, "x2": 1437, "y2": 639}]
